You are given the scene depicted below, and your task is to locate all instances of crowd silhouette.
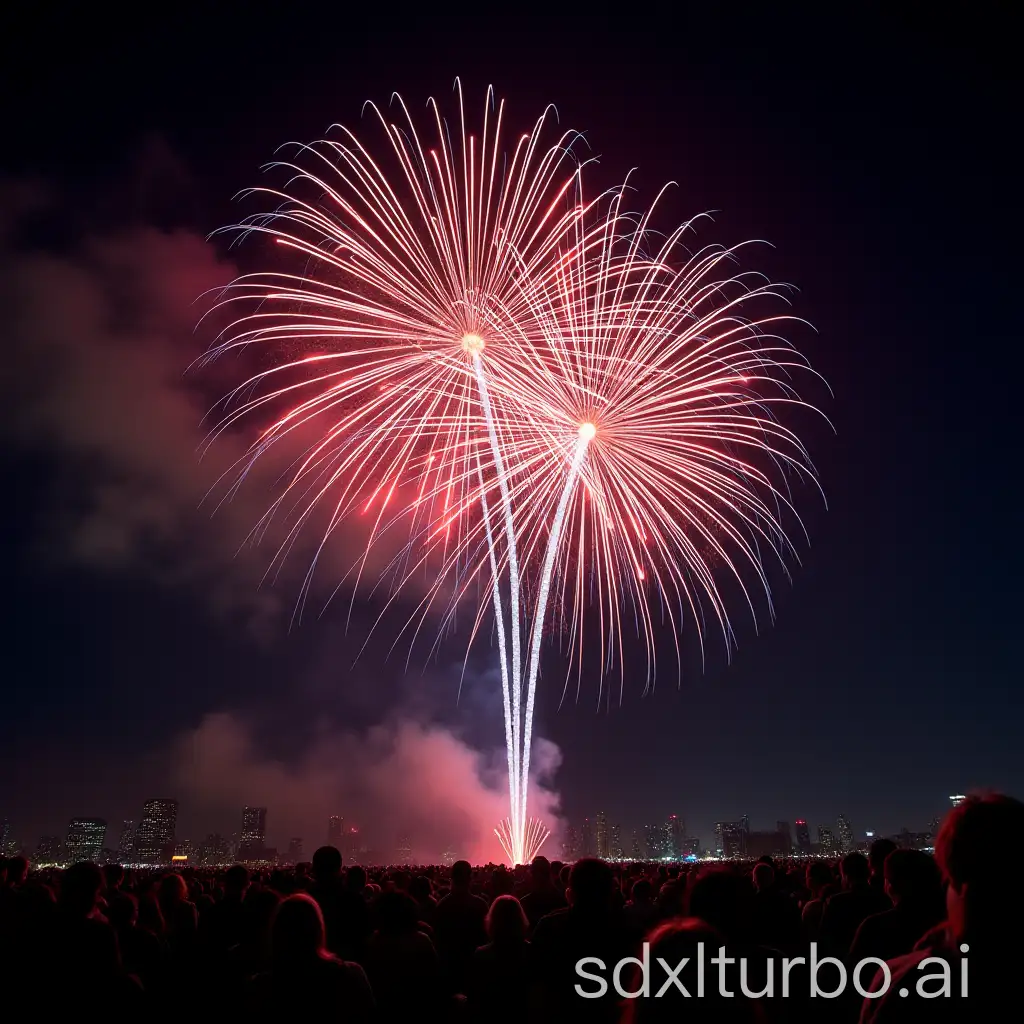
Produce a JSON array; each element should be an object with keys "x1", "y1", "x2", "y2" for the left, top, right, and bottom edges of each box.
[{"x1": 1, "y1": 792, "x2": 1021, "y2": 1021}]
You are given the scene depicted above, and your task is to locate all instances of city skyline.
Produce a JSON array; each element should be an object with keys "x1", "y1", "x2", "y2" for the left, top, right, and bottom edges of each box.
[{"x1": 2, "y1": 792, "x2": 960, "y2": 867}]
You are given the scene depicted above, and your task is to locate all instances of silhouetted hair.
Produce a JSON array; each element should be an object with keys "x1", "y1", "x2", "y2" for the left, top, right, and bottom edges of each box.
[
  {"x1": 884, "y1": 849, "x2": 941, "y2": 901},
  {"x1": 937, "y1": 793, "x2": 1024, "y2": 894},
  {"x1": 486, "y1": 894, "x2": 528, "y2": 941},
  {"x1": 375, "y1": 891, "x2": 420, "y2": 933},
  {"x1": 687, "y1": 869, "x2": 753, "y2": 942},
  {"x1": 225, "y1": 864, "x2": 250, "y2": 892},
  {"x1": 271, "y1": 893, "x2": 327, "y2": 964},
  {"x1": 409, "y1": 875, "x2": 432, "y2": 902},
  {"x1": 841, "y1": 852, "x2": 870, "y2": 884},
  {"x1": 630, "y1": 878, "x2": 654, "y2": 902},
  {"x1": 806, "y1": 861, "x2": 833, "y2": 889},
  {"x1": 530, "y1": 855, "x2": 551, "y2": 883},
  {"x1": 752, "y1": 863, "x2": 774, "y2": 890},
  {"x1": 312, "y1": 845, "x2": 343, "y2": 879},
  {"x1": 568, "y1": 858, "x2": 614, "y2": 908},
  {"x1": 622, "y1": 918, "x2": 762, "y2": 1023},
  {"x1": 451, "y1": 859, "x2": 472, "y2": 887},
  {"x1": 868, "y1": 838, "x2": 897, "y2": 874},
  {"x1": 60, "y1": 861, "x2": 103, "y2": 916}
]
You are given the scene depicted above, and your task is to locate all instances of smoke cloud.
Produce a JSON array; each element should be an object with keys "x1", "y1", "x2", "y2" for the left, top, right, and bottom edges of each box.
[{"x1": 173, "y1": 711, "x2": 563, "y2": 864}]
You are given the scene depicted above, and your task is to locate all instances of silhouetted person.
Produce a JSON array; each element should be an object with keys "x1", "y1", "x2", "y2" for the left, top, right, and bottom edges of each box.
[
  {"x1": 868, "y1": 838, "x2": 897, "y2": 897},
  {"x1": 623, "y1": 878, "x2": 659, "y2": 938},
  {"x1": 308, "y1": 845, "x2": 370, "y2": 962},
  {"x1": 467, "y1": 895, "x2": 536, "y2": 1023},
  {"x1": 621, "y1": 918, "x2": 768, "y2": 1024},
  {"x1": 750, "y1": 861, "x2": 801, "y2": 953},
  {"x1": 365, "y1": 890, "x2": 443, "y2": 1022},
  {"x1": 409, "y1": 874, "x2": 438, "y2": 927},
  {"x1": 434, "y1": 859, "x2": 488, "y2": 993},
  {"x1": 52, "y1": 862, "x2": 142, "y2": 1007},
  {"x1": 532, "y1": 857, "x2": 631, "y2": 1024},
  {"x1": 520, "y1": 855, "x2": 567, "y2": 930},
  {"x1": 247, "y1": 893, "x2": 374, "y2": 1021},
  {"x1": 800, "y1": 861, "x2": 837, "y2": 943},
  {"x1": 860, "y1": 794, "x2": 1024, "y2": 1022},
  {"x1": 850, "y1": 849, "x2": 944, "y2": 964},
  {"x1": 819, "y1": 852, "x2": 890, "y2": 957},
  {"x1": 201, "y1": 863, "x2": 249, "y2": 954},
  {"x1": 108, "y1": 892, "x2": 164, "y2": 992}
]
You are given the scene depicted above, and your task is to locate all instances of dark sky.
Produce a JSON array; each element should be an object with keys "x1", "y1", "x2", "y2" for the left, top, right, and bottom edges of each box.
[{"x1": 1, "y1": 6, "x2": 1019, "y2": 858}]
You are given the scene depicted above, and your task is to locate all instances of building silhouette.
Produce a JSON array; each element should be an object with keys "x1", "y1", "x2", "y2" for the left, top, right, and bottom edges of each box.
[
  {"x1": 837, "y1": 814, "x2": 855, "y2": 853},
  {"x1": 328, "y1": 815, "x2": 344, "y2": 848},
  {"x1": 818, "y1": 826, "x2": 837, "y2": 855},
  {"x1": 239, "y1": 806, "x2": 267, "y2": 861},
  {"x1": 65, "y1": 818, "x2": 106, "y2": 862},
  {"x1": 794, "y1": 819, "x2": 812, "y2": 854},
  {"x1": 134, "y1": 799, "x2": 178, "y2": 864},
  {"x1": 287, "y1": 837, "x2": 304, "y2": 861},
  {"x1": 595, "y1": 812, "x2": 608, "y2": 858}
]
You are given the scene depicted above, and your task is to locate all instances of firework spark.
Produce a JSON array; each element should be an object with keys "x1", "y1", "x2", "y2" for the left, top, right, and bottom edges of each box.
[{"x1": 201, "y1": 84, "x2": 825, "y2": 866}]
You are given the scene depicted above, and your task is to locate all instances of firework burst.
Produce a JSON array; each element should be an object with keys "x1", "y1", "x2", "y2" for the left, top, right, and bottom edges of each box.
[{"x1": 200, "y1": 84, "x2": 826, "y2": 865}]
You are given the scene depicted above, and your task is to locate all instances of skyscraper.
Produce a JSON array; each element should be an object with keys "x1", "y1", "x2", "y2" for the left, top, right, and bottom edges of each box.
[
  {"x1": 580, "y1": 818, "x2": 594, "y2": 856},
  {"x1": 35, "y1": 836, "x2": 60, "y2": 863},
  {"x1": 631, "y1": 829, "x2": 641, "y2": 859},
  {"x1": 645, "y1": 824, "x2": 665, "y2": 859},
  {"x1": 396, "y1": 835, "x2": 412, "y2": 864},
  {"x1": 116, "y1": 820, "x2": 135, "y2": 862},
  {"x1": 667, "y1": 815, "x2": 686, "y2": 859},
  {"x1": 563, "y1": 826, "x2": 579, "y2": 859},
  {"x1": 64, "y1": 818, "x2": 106, "y2": 862},
  {"x1": 836, "y1": 814, "x2": 854, "y2": 853},
  {"x1": 610, "y1": 824, "x2": 622, "y2": 859},
  {"x1": 328, "y1": 815, "x2": 344, "y2": 847},
  {"x1": 134, "y1": 799, "x2": 178, "y2": 864},
  {"x1": 817, "y1": 826, "x2": 837, "y2": 855},
  {"x1": 287, "y1": 837, "x2": 304, "y2": 861},
  {"x1": 718, "y1": 821, "x2": 745, "y2": 858},
  {"x1": 794, "y1": 820, "x2": 811, "y2": 853},
  {"x1": 239, "y1": 806, "x2": 267, "y2": 861},
  {"x1": 777, "y1": 821, "x2": 793, "y2": 852},
  {"x1": 595, "y1": 812, "x2": 608, "y2": 858}
]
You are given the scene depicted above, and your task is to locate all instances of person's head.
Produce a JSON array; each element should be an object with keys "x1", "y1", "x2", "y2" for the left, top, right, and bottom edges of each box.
[
  {"x1": 687, "y1": 869, "x2": 753, "y2": 943},
  {"x1": 103, "y1": 863, "x2": 124, "y2": 888},
  {"x1": 271, "y1": 893, "x2": 327, "y2": 964},
  {"x1": 805, "y1": 861, "x2": 833, "y2": 895},
  {"x1": 752, "y1": 863, "x2": 774, "y2": 892},
  {"x1": 59, "y1": 861, "x2": 104, "y2": 917},
  {"x1": 375, "y1": 890, "x2": 420, "y2": 933},
  {"x1": 107, "y1": 892, "x2": 138, "y2": 929},
  {"x1": 486, "y1": 894, "x2": 528, "y2": 942},
  {"x1": 567, "y1": 858, "x2": 614, "y2": 912},
  {"x1": 409, "y1": 874, "x2": 432, "y2": 903},
  {"x1": 159, "y1": 873, "x2": 187, "y2": 909},
  {"x1": 868, "y1": 838, "x2": 897, "y2": 879},
  {"x1": 6, "y1": 856, "x2": 28, "y2": 886},
  {"x1": 346, "y1": 864, "x2": 367, "y2": 891},
  {"x1": 451, "y1": 859, "x2": 472, "y2": 889},
  {"x1": 630, "y1": 878, "x2": 654, "y2": 904},
  {"x1": 530, "y1": 855, "x2": 552, "y2": 886},
  {"x1": 937, "y1": 793, "x2": 1024, "y2": 943},
  {"x1": 224, "y1": 863, "x2": 250, "y2": 896},
  {"x1": 883, "y1": 849, "x2": 941, "y2": 905},
  {"x1": 621, "y1": 919, "x2": 762, "y2": 1023},
  {"x1": 840, "y1": 852, "x2": 869, "y2": 888},
  {"x1": 311, "y1": 845, "x2": 343, "y2": 882}
]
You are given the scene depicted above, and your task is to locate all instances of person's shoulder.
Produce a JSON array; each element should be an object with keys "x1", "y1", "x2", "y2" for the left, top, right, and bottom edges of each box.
[{"x1": 533, "y1": 906, "x2": 570, "y2": 933}]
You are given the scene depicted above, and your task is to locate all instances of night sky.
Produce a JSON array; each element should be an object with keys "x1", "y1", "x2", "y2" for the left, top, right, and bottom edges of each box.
[{"x1": 1, "y1": 7, "x2": 1019, "y2": 859}]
